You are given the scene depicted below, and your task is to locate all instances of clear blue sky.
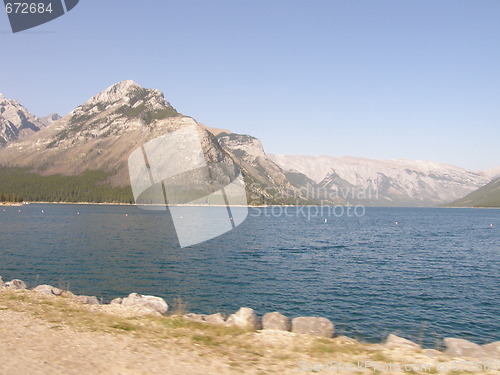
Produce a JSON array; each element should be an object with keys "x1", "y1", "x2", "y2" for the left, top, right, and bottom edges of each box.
[{"x1": 1, "y1": 1, "x2": 499, "y2": 170}]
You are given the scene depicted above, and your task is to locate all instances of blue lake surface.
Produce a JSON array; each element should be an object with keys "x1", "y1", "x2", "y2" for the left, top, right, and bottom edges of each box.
[{"x1": 0, "y1": 204, "x2": 498, "y2": 347}]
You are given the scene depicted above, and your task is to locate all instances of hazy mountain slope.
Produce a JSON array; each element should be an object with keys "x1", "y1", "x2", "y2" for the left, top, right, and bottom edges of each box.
[
  {"x1": 39, "y1": 113, "x2": 62, "y2": 126},
  {"x1": 447, "y1": 178, "x2": 500, "y2": 207},
  {"x1": 0, "y1": 93, "x2": 56, "y2": 146},
  {"x1": 479, "y1": 166, "x2": 500, "y2": 180},
  {"x1": 269, "y1": 154, "x2": 490, "y2": 206}
]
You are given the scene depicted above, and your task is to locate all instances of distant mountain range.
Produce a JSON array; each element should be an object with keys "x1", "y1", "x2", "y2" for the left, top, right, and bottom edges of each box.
[
  {"x1": 269, "y1": 155, "x2": 494, "y2": 206},
  {"x1": 0, "y1": 81, "x2": 498, "y2": 207}
]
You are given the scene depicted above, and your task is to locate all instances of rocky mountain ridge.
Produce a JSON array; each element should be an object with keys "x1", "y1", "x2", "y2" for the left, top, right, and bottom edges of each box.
[
  {"x1": 216, "y1": 133, "x2": 310, "y2": 204},
  {"x1": 0, "y1": 93, "x2": 59, "y2": 146},
  {"x1": 0, "y1": 81, "x2": 311, "y2": 204}
]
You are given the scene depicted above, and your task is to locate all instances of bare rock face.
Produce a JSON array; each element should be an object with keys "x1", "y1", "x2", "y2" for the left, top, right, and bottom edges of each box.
[
  {"x1": 110, "y1": 297, "x2": 123, "y2": 304},
  {"x1": 444, "y1": 338, "x2": 484, "y2": 358},
  {"x1": 4, "y1": 279, "x2": 27, "y2": 290},
  {"x1": 32, "y1": 285, "x2": 63, "y2": 296},
  {"x1": 120, "y1": 293, "x2": 168, "y2": 315},
  {"x1": 262, "y1": 312, "x2": 291, "y2": 331},
  {"x1": 218, "y1": 134, "x2": 268, "y2": 163},
  {"x1": 225, "y1": 307, "x2": 260, "y2": 330},
  {"x1": 291, "y1": 317, "x2": 334, "y2": 338},
  {"x1": 385, "y1": 334, "x2": 421, "y2": 350},
  {"x1": 82, "y1": 80, "x2": 142, "y2": 107},
  {"x1": 218, "y1": 133, "x2": 313, "y2": 204},
  {"x1": 0, "y1": 94, "x2": 49, "y2": 146}
]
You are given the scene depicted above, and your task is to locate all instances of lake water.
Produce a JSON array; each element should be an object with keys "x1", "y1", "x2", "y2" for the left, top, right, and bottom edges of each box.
[{"x1": 0, "y1": 204, "x2": 498, "y2": 347}]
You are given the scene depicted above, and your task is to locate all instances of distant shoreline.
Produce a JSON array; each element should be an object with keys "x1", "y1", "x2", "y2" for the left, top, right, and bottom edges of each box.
[
  {"x1": 3, "y1": 201, "x2": 500, "y2": 209},
  {"x1": 21, "y1": 202, "x2": 262, "y2": 207},
  {"x1": 13, "y1": 202, "x2": 500, "y2": 210}
]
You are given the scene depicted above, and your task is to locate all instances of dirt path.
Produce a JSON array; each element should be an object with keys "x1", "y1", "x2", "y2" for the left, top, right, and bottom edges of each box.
[{"x1": 0, "y1": 308, "x2": 236, "y2": 375}]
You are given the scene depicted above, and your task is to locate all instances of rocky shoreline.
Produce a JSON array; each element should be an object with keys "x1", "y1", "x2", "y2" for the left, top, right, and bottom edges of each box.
[{"x1": 1, "y1": 276, "x2": 499, "y2": 363}]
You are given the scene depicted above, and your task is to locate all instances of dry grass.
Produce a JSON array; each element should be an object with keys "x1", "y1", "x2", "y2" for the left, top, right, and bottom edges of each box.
[{"x1": 169, "y1": 296, "x2": 189, "y2": 316}]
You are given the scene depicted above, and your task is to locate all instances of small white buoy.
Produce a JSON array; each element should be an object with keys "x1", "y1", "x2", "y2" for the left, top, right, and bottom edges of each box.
[
  {"x1": 41, "y1": 210, "x2": 44, "y2": 213},
  {"x1": 490, "y1": 223, "x2": 494, "y2": 228},
  {"x1": 18, "y1": 210, "x2": 21, "y2": 213},
  {"x1": 395, "y1": 221, "x2": 398, "y2": 225},
  {"x1": 324, "y1": 218, "x2": 328, "y2": 223},
  {"x1": 125, "y1": 214, "x2": 128, "y2": 217},
  {"x1": 77, "y1": 212, "x2": 80, "y2": 215}
]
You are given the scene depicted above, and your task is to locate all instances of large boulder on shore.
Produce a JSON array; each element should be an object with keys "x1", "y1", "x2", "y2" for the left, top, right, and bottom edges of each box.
[
  {"x1": 205, "y1": 313, "x2": 226, "y2": 325},
  {"x1": 481, "y1": 342, "x2": 500, "y2": 359},
  {"x1": 120, "y1": 293, "x2": 168, "y2": 315},
  {"x1": 422, "y1": 349, "x2": 441, "y2": 359},
  {"x1": 183, "y1": 312, "x2": 227, "y2": 325},
  {"x1": 225, "y1": 307, "x2": 260, "y2": 330},
  {"x1": 291, "y1": 317, "x2": 334, "y2": 338},
  {"x1": 262, "y1": 312, "x2": 291, "y2": 331},
  {"x1": 33, "y1": 285, "x2": 63, "y2": 296},
  {"x1": 4, "y1": 279, "x2": 27, "y2": 290},
  {"x1": 75, "y1": 295, "x2": 100, "y2": 305},
  {"x1": 183, "y1": 313, "x2": 206, "y2": 323},
  {"x1": 444, "y1": 338, "x2": 484, "y2": 358},
  {"x1": 385, "y1": 334, "x2": 421, "y2": 350},
  {"x1": 0, "y1": 276, "x2": 4, "y2": 287}
]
